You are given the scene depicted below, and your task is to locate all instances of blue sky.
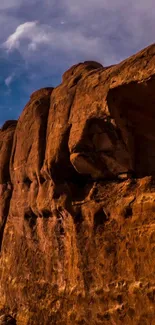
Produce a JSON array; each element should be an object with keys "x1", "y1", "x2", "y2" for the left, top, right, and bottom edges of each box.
[{"x1": 0, "y1": 0, "x2": 155, "y2": 126}]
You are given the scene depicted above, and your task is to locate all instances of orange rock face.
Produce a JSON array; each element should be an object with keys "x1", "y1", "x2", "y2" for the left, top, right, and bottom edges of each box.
[{"x1": 0, "y1": 44, "x2": 155, "y2": 324}]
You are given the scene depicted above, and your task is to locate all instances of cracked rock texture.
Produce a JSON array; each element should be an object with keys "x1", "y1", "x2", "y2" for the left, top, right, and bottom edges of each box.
[{"x1": 0, "y1": 44, "x2": 155, "y2": 324}]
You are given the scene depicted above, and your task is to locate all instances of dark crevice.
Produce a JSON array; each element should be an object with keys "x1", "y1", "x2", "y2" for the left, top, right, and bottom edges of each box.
[
  {"x1": 1, "y1": 138, "x2": 15, "y2": 184},
  {"x1": 49, "y1": 126, "x2": 91, "y2": 191},
  {"x1": 59, "y1": 224, "x2": 65, "y2": 236},
  {"x1": 0, "y1": 314, "x2": 16, "y2": 325},
  {"x1": 93, "y1": 208, "x2": 109, "y2": 232},
  {"x1": 24, "y1": 209, "x2": 37, "y2": 228},
  {"x1": 52, "y1": 192, "x2": 61, "y2": 200},
  {"x1": 41, "y1": 209, "x2": 51, "y2": 218},
  {"x1": 56, "y1": 210, "x2": 65, "y2": 236},
  {"x1": 39, "y1": 175, "x2": 46, "y2": 184},
  {"x1": 26, "y1": 144, "x2": 32, "y2": 162},
  {"x1": 10, "y1": 136, "x2": 17, "y2": 172},
  {"x1": 124, "y1": 206, "x2": 133, "y2": 219},
  {"x1": 0, "y1": 217, "x2": 8, "y2": 252},
  {"x1": 74, "y1": 210, "x2": 83, "y2": 225},
  {"x1": 0, "y1": 187, "x2": 12, "y2": 251},
  {"x1": 1, "y1": 120, "x2": 17, "y2": 131},
  {"x1": 70, "y1": 74, "x2": 82, "y2": 88},
  {"x1": 37, "y1": 97, "x2": 51, "y2": 170},
  {"x1": 124, "y1": 197, "x2": 135, "y2": 219},
  {"x1": 23, "y1": 177, "x2": 32, "y2": 187},
  {"x1": 49, "y1": 127, "x2": 72, "y2": 183},
  {"x1": 68, "y1": 176, "x2": 91, "y2": 202}
]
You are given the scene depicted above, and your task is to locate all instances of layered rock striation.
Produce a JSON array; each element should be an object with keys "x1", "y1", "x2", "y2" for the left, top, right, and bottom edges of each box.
[{"x1": 0, "y1": 44, "x2": 155, "y2": 324}]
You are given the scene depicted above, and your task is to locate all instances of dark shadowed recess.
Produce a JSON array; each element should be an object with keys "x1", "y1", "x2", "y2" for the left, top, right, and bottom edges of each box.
[
  {"x1": 0, "y1": 314, "x2": 16, "y2": 324},
  {"x1": 0, "y1": 188, "x2": 12, "y2": 251},
  {"x1": 107, "y1": 76, "x2": 155, "y2": 178},
  {"x1": 0, "y1": 221, "x2": 7, "y2": 252},
  {"x1": 0, "y1": 120, "x2": 17, "y2": 131},
  {"x1": 48, "y1": 126, "x2": 91, "y2": 195}
]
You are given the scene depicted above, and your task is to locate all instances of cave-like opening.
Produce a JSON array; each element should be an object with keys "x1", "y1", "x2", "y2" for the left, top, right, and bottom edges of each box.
[{"x1": 107, "y1": 76, "x2": 155, "y2": 177}]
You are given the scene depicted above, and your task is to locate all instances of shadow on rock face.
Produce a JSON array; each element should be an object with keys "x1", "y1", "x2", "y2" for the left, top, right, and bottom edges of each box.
[
  {"x1": 0, "y1": 121, "x2": 16, "y2": 251},
  {"x1": 0, "y1": 315, "x2": 16, "y2": 325},
  {"x1": 107, "y1": 76, "x2": 155, "y2": 177},
  {"x1": 70, "y1": 117, "x2": 133, "y2": 180}
]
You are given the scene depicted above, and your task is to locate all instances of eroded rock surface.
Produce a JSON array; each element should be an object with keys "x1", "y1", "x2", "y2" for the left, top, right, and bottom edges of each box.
[
  {"x1": 0, "y1": 120, "x2": 17, "y2": 249},
  {"x1": 0, "y1": 44, "x2": 155, "y2": 324}
]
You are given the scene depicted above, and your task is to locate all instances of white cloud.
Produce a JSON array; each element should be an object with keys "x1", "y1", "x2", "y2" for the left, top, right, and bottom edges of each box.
[
  {"x1": 5, "y1": 74, "x2": 14, "y2": 87},
  {"x1": 1, "y1": 0, "x2": 155, "y2": 80},
  {"x1": 3, "y1": 21, "x2": 39, "y2": 51},
  {"x1": 2, "y1": 0, "x2": 155, "y2": 69},
  {"x1": 3, "y1": 21, "x2": 103, "y2": 61}
]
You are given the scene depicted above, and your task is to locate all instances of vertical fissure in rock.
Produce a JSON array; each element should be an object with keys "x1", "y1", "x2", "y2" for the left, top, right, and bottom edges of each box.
[{"x1": 37, "y1": 97, "x2": 52, "y2": 170}]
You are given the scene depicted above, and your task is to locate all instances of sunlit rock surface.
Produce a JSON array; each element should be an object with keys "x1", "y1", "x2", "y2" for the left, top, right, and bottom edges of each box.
[{"x1": 0, "y1": 44, "x2": 155, "y2": 324}]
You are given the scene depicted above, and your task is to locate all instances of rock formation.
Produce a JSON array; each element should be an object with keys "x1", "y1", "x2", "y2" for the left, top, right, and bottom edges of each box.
[{"x1": 0, "y1": 44, "x2": 155, "y2": 324}]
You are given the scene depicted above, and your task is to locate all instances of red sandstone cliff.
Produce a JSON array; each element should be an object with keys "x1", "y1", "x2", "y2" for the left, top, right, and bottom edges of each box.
[{"x1": 0, "y1": 44, "x2": 155, "y2": 325}]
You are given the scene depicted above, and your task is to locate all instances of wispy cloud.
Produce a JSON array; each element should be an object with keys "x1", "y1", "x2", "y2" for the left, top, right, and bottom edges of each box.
[
  {"x1": 3, "y1": 20, "x2": 103, "y2": 65},
  {"x1": 3, "y1": 21, "x2": 39, "y2": 51},
  {"x1": 2, "y1": 0, "x2": 155, "y2": 67},
  {"x1": 5, "y1": 74, "x2": 15, "y2": 87}
]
